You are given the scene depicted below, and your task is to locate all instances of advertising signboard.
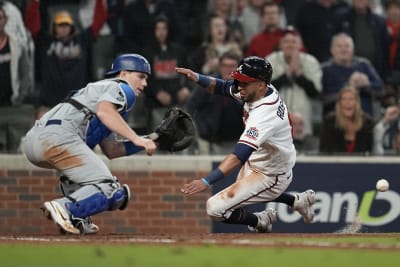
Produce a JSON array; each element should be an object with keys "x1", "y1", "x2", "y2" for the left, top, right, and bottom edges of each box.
[{"x1": 212, "y1": 161, "x2": 400, "y2": 233}]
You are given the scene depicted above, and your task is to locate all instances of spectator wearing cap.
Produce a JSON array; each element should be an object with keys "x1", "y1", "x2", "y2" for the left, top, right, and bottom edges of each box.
[
  {"x1": 267, "y1": 27, "x2": 322, "y2": 137},
  {"x1": 24, "y1": 0, "x2": 106, "y2": 116}
]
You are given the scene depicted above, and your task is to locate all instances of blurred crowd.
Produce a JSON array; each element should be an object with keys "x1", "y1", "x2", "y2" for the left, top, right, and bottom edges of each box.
[{"x1": 1, "y1": 0, "x2": 400, "y2": 156}]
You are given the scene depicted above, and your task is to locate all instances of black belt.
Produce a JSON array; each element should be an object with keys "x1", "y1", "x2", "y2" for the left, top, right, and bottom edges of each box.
[{"x1": 45, "y1": 119, "x2": 62, "y2": 126}]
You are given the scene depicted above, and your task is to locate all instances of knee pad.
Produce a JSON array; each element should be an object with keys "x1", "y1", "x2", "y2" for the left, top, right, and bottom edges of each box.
[
  {"x1": 65, "y1": 183, "x2": 131, "y2": 218},
  {"x1": 109, "y1": 184, "x2": 131, "y2": 211}
]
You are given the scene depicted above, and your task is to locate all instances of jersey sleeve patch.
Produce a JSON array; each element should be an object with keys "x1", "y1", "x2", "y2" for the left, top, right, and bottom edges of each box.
[
  {"x1": 244, "y1": 126, "x2": 259, "y2": 140},
  {"x1": 98, "y1": 86, "x2": 126, "y2": 112}
]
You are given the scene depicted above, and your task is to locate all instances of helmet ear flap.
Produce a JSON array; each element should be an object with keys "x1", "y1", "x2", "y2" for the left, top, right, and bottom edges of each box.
[{"x1": 232, "y1": 80, "x2": 239, "y2": 93}]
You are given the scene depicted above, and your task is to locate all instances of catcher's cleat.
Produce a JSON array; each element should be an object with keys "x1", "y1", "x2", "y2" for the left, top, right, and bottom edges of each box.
[
  {"x1": 73, "y1": 217, "x2": 99, "y2": 235},
  {"x1": 293, "y1": 189, "x2": 316, "y2": 223},
  {"x1": 41, "y1": 206, "x2": 66, "y2": 235},
  {"x1": 248, "y1": 208, "x2": 277, "y2": 233},
  {"x1": 42, "y1": 201, "x2": 80, "y2": 234},
  {"x1": 119, "y1": 184, "x2": 131, "y2": 210}
]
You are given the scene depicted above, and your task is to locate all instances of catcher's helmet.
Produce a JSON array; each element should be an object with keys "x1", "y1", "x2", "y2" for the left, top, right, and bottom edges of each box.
[
  {"x1": 231, "y1": 56, "x2": 273, "y2": 84},
  {"x1": 105, "y1": 54, "x2": 151, "y2": 77}
]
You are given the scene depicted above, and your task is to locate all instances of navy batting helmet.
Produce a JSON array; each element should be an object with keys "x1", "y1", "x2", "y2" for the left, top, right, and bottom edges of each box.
[
  {"x1": 105, "y1": 54, "x2": 151, "y2": 77},
  {"x1": 231, "y1": 56, "x2": 273, "y2": 84}
]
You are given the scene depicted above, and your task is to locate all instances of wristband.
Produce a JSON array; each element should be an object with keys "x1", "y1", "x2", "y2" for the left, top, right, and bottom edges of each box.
[
  {"x1": 124, "y1": 142, "x2": 143, "y2": 155},
  {"x1": 201, "y1": 178, "x2": 210, "y2": 187},
  {"x1": 204, "y1": 168, "x2": 224, "y2": 186},
  {"x1": 197, "y1": 73, "x2": 211, "y2": 88}
]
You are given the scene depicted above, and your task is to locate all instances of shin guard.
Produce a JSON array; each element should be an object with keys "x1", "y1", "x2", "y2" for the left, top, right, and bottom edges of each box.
[{"x1": 65, "y1": 184, "x2": 130, "y2": 218}]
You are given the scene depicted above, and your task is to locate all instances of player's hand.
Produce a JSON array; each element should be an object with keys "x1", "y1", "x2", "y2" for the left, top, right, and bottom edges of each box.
[
  {"x1": 136, "y1": 137, "x2": 157, "y2": 156},
  {"x1": 176, "y1": 68, "x2": 198, "y2": 82},
  {"x1": 181, "y1": 179, "x2": 208, "y2": 195},
  {"x1": 144, "y1": 139, "x2": 157, "y2": 155}
]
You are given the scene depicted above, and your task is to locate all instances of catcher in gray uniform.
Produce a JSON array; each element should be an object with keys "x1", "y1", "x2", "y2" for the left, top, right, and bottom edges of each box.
[{"x1": 22, "y1": 54, "x2": 158, "y2": 235}]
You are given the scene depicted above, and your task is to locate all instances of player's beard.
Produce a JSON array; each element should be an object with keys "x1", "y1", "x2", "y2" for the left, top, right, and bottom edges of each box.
[{"x1": 241, "y1": 91, "x2": 257, "y2": 103}]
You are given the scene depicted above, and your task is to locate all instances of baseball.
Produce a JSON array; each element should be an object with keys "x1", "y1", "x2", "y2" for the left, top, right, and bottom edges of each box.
[{"x1": 376, "y1": 179, "x2": 389, "y2": 192}]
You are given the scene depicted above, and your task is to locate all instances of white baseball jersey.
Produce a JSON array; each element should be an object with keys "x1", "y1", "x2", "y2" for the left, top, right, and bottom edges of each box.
[
  {"x1": 207, "y1": 85, "x2": 296, "y2": 220},
  {"x1": 235, "y1": 85, "x2": 296, "y2": 175}
]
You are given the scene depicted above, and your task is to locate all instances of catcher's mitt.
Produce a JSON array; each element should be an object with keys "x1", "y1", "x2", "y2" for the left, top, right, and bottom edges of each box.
[{"x1": 150, "y1": 107, "x2": 195, "y2": 152}]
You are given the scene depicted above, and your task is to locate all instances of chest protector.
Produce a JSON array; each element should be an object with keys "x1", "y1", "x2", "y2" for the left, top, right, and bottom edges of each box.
[{"x1": 85, "y1": 80, "x2": 136, "y2": 148}]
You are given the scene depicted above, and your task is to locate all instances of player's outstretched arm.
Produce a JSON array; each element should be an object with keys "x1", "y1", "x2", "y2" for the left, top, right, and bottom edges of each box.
[
  {"x1": 181, "y1": 154, "x2": 242, "y2": 195},
  {"x1": 176, "y1": 67, "x2": 225, "y2": 95},
  {"x1": 176, "y1": 68, "x2": 199, "y2": 83}
]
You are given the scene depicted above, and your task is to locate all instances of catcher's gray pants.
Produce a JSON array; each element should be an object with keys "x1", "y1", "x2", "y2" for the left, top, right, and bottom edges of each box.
[
  {"x1": 23, "y1": 120, "x2": 114, "y2": 183},
  {"x1": 23, "y1": 120, "x2": 124, "y2": 217}
]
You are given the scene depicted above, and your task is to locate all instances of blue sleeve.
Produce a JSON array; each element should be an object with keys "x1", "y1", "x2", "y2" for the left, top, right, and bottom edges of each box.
[
  {"x1": 197, "y1": 74, "x2": 235, "y2": 97},
  {"x1": 232, "y1": 143, "x2": 255, "y2": 164},
  {"x1": 124, "y1": 142, "x2": 144, "y2": 155},
  {"x1": 215, "y1": 79, "x2": 236, "y2": 96}
]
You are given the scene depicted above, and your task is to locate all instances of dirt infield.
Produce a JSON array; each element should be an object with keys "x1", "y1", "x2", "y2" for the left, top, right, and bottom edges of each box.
[{"x1": 1, "y1": 233, "x2": 399, "y2": 251}]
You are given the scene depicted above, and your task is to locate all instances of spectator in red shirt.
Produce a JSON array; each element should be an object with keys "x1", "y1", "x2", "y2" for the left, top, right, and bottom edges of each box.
[{"x1": 245, "y1": 1, "x2": 285, "y2": 58}]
